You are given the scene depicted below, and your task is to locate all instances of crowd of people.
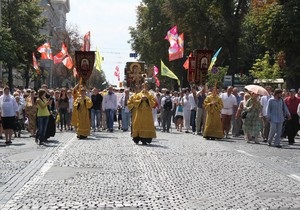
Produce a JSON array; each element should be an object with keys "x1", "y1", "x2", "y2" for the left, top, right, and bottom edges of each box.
[{"x1": 0, "y1": 83, "x2": 299, "y2": 148}]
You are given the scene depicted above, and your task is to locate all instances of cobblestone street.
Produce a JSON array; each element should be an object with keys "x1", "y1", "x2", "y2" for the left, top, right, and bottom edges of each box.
[{"x1": 0, "y1": 128, "x2": 300, "y2": 209}]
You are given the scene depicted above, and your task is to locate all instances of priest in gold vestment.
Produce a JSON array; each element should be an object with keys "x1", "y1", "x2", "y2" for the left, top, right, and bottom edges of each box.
[
  {"x1": 203, "y1": 88, "x2": 224, "y2": 139},
  {"x1": 73, "y1": 87, "x2": 93, "y2": 139},
  {"x1": 128, "y1": 83, "x2": 156, "y2": 145}
]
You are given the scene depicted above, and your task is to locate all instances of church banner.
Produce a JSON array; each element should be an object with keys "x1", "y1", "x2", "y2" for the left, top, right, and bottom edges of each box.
[{"x1": 75, "y1": 51, "x2": 95, "y2": 82}]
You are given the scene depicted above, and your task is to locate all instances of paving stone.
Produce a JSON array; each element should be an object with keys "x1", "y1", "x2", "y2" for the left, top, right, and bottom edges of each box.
[{"x1": 0, "y1": 128, "x2": 300, "y2": 209}]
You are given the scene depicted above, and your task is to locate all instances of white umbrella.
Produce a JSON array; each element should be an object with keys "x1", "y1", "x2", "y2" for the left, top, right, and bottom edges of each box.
[{"x1": 245, "y1": 85, "x2": 270, "y2": 96}]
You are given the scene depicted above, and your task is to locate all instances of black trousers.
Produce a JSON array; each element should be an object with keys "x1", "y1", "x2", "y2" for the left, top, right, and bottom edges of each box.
[{"x1": 286, "y1": 114, "x2": 299, "y2": 144}]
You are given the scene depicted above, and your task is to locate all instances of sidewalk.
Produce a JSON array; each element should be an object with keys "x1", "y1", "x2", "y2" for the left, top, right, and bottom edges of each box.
[{"x1": 0, "y1": 130, "x2": 75, "y2": 207}]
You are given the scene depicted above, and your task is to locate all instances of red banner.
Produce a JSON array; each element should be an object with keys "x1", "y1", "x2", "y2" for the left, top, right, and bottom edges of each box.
[{"x1": 187, "y1": 57, "x2": 196, "y2": 83}]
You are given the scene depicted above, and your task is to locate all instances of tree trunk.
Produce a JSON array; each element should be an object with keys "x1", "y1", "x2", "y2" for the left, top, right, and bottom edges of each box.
[
  {"x1": 8, "y1": 66, "x2": 13, "y2": 92},
  {"x1": 25, "y1": 63, "x2": 30, "y2": 88}
]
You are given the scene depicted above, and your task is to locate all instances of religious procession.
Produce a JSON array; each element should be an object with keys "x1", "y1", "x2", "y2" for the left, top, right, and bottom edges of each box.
[
  {"x1": 0, "y1": 22, "x2": 298, "y2": 150},
  {"x1": 1, "y1": 79, "x2": 300, "y2": 150}
]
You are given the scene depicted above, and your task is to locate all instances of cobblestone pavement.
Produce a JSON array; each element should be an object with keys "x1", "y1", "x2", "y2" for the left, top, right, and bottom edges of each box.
[{"x1": 0, "y1": 128, "x2": 300, "y2": 209}]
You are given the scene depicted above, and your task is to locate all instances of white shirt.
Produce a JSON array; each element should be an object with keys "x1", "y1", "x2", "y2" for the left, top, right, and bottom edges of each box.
[
  {"x1": 0, "y1": 94, "x2": 19, "y2": 117},
  {"x1": 102, "y1": 92, "x2": 118, "y2": 111},
  {"x1": 220, "y1": 93, "x2": 237, "y2": 115},
  {"x1": 17, "y1": 102, "x2": 25, "y2": 119},
  {"x1": 260, "y1": 95, "x2": 272, "y2": 117},
  {"x1": 119, "y1": 93, "x2": 131, "y2": 113},
  {"x1": 188, "y1": 93, "x2": 197, "y2": 110},
  {"x1": 68, "y1": 96, "x2": 74, "y2": 111},
  {"x1": 183, "y1": 95, "x2": 191, "y2": 111}
]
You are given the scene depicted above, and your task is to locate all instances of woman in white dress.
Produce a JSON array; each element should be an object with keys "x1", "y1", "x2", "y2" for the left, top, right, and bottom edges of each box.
[{"x1": 182, "y1": 89, "x2": 191, "y2": 133}]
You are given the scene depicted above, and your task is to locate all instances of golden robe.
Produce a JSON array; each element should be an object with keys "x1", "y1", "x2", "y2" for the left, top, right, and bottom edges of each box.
[
  {"x1": 203, "y1": 94, "x2": 224, "y2": 139},
  {"x1": 73, "y1": 95, "x2": 93, "y2": 137},
  {"x1": 128, "y1": 91, "x2": 156, "y2": 139}
]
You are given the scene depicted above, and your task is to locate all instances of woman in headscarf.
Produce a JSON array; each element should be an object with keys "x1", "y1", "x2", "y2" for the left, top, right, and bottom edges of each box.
[
  {"x1": 0, "y1": 87, "x2": 19, "y2": 144},
  {"x1": 243, "y1": 92, "x2": 261, "y2": 144}
]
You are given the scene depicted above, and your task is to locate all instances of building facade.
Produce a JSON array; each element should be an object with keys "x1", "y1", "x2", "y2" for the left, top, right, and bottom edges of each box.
[{"x1": 38, "y1": 0, "x2": 70, "y2": 88}]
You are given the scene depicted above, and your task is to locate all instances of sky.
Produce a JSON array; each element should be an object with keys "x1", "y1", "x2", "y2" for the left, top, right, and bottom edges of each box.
[{"x1": 66, "y1": 0, "x2": 142, "y2": 86}]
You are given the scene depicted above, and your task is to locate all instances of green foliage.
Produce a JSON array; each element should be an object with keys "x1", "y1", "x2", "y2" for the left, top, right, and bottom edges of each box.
[
  {"x1": 238, "y1": 74, "x2": 253, "y2": 84},
  {"x1": 0, "y1": 0, "x2": 46, "y2": 88},
  {"x1": 249, "y1": 51, "x2": 282, "y2": 82},
  {"x1": 242, "y1": 0, "x2": 300, "y2": 88},
  {"x1": 207, "y1": 66, "x2": 228, "y2": 88},
  {"x1": 129, "y1": 0, "x2": 250, "y2": 89}
]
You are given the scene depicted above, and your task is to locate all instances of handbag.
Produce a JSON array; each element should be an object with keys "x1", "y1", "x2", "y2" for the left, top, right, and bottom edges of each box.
[{"x1": 241, "y1": 110, "x2": 248, "y2": 119}]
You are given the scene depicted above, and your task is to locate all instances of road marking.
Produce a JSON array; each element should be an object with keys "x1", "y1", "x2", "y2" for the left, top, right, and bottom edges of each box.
[
  {"x1": 235, "y1": 150, "x2": 300, "y2": 183},
  {"x1": 287, "y1": 174, "x2": 300, "y2": 182},
  {"x1": 1, "y1": 135, "x2": 77, "y2": 208},
  {"x1": 235, "y1": 149, "x2": 257, "y2": 157}
]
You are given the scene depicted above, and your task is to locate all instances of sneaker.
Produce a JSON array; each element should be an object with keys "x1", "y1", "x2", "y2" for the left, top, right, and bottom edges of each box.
[{"x1": 274, "y1": 145, "x2": 282, "y2": 148}]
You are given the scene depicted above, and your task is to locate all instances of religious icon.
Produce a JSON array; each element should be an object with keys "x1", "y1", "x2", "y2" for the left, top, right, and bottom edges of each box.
[
  {"x1": 81, "y1": 58, "x2": 89, "y2": 76},
  {"x1": 201, "y1": 57, "x2": 208, "y2": 69}
]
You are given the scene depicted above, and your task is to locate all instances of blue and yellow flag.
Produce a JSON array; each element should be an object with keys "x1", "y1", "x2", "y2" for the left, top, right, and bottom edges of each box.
[
  {"x1": 208, "y1": 47, "x2": 222, "y2": 71},
  {"x1": 161, "y1": 60, "x2": 180, "y2": 85}
]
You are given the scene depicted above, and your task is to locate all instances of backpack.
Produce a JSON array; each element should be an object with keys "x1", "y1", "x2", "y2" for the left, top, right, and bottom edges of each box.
[{"x1": 163, "y1": 96, "x2": 172, "y2": 110}]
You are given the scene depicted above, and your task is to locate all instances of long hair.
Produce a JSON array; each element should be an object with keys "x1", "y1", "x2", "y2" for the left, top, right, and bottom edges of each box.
[{"x1": 38, "y1": 89, "x2": 46, "y2": 99}]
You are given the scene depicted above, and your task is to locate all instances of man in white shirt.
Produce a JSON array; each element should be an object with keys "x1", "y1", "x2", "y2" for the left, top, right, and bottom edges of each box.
[
  {"x1": 119, "y1": 89, "x2": 131, "y2": 132},
  {"x1": 220, "y1": 86, "x2": 237, "y2": 138},
  {"x1": 102, "y1": 86, "x2": 118, "y2": 132},
  {"x1": 188, "y1": 85, "x2": 198, "y2": 134}
]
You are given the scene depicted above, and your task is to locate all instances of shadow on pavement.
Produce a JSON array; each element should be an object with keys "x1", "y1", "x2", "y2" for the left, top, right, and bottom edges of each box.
[
  {"x1": 282, "y1": 146, "x2": 300, "y2": 150},
  {"x1": 153, "y1": 138, "x2": 169, "y2": 142},
  {"x1": 86, "y1": 135, "x2": 119, "y2": 140},
  {"x1": 9, "y1": 143, "x2": 27, "y2": 146},
  {"x1": 206, "y1": 139, "x2": 236, "y2": 143},
  {"x1": 146, "y1": 144, "x2": 168, "y2": 149}
]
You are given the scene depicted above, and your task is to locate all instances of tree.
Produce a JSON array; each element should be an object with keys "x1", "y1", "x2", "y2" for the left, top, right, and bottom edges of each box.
[
  {"x1": 0, "y1": 0, "x2": 46, "y2": 90},
  {"x1": 129, "y1": 0, "x2": 251, "y2": 89},
  {"x1": 242, "y1": 0, "x2": 300, "y2": 88},
  {"x1": 207, "y1": 66, "x2": 228, "y2": 88},
  {"x1": 249, "y1": 51, "x2": 282, "y2": 83},
  {"x1": 129, "y1": 0, "x2": 172, "y2": 89},
  {"x1": 51, "y1": 24, "x2": 82, "y2": 88}
]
